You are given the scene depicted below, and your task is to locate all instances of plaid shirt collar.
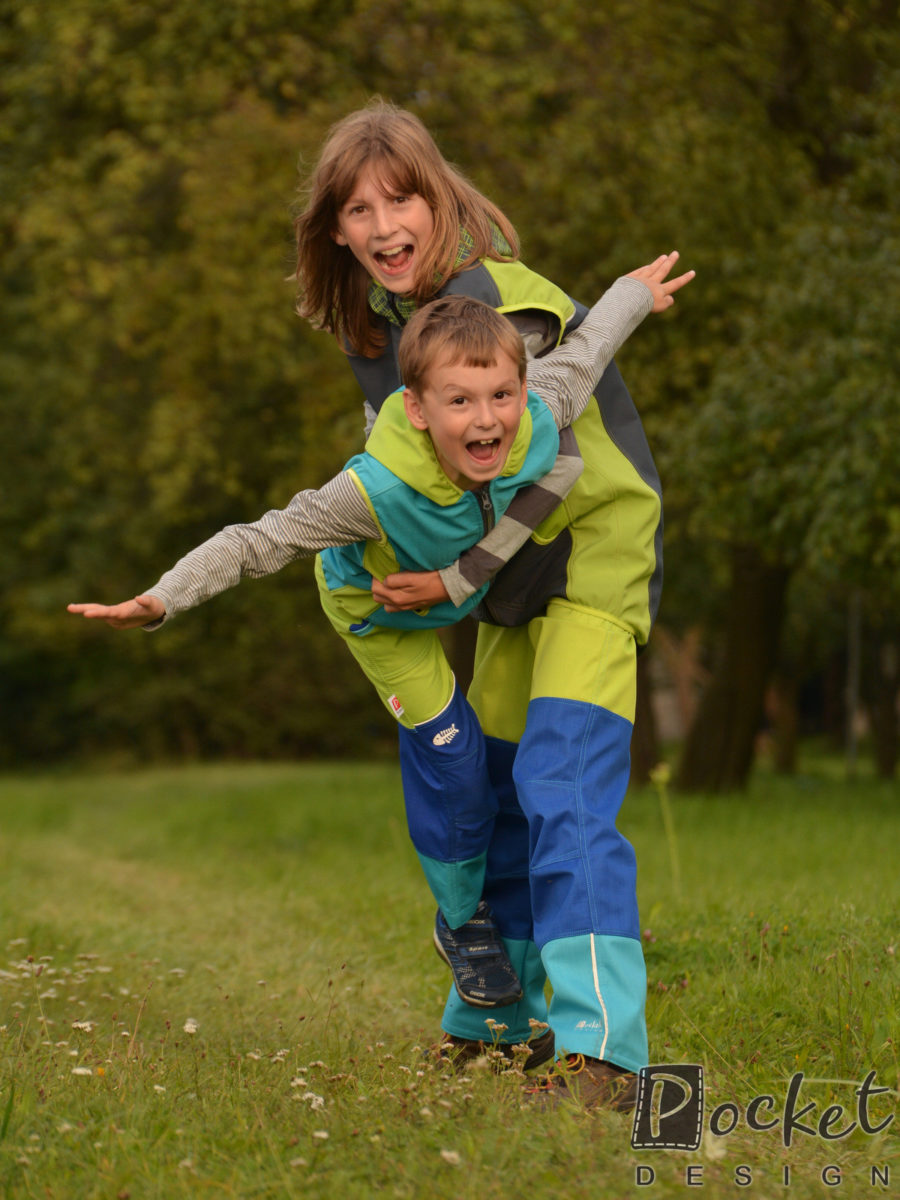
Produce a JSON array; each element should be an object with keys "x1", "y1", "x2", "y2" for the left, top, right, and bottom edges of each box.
[{"x1": 367, "y1": 226, "x2": 511, "y2": 327}]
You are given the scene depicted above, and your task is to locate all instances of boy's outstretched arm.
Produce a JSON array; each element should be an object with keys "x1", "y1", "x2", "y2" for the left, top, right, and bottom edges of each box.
[
  {"x1": 68, "y1": 473, "x2": 382, "y2": 630},
  {"x1": 67, "y1": 596, "x2": 165, "y2": 629}
]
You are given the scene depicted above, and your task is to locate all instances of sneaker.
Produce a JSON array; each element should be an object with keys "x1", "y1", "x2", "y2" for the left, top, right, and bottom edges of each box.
[
  {"x1": 433, "y1": 1027, "x2": 555, "y2": 1073},
  {"x1": 524, "y1": 1054, "x2": 638, "y2": 1112},
  {"x1": 433, "y1": 901, "x2": 524, "y2": 1008}
]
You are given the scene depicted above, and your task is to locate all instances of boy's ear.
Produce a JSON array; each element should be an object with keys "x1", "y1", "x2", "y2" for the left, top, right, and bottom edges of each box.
[
  {"x1": 403, "y1": 387, "x2": 429, "y2": 431},
  {"x1": 517, "y1": 378, "x2": 528, "y2": 413}
]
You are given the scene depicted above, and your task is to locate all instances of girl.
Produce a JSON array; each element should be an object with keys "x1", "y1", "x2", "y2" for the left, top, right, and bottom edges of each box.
[{"x1": 293, "y1": 100, "x2": 686, "y2": 1107}]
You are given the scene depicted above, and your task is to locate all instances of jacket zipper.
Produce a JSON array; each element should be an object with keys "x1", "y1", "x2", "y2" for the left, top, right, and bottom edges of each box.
[
  {"x1": 388, "y1": 293, "x2": 406, "y2": 325},
  {"x1": 477, "y1": 486, "x2": 495, "y2": 534}
]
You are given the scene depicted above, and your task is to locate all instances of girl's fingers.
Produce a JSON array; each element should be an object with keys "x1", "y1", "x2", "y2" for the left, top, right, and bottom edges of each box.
[{"x1": 665, "y1": 269, "x2": 696, "y2": 293}]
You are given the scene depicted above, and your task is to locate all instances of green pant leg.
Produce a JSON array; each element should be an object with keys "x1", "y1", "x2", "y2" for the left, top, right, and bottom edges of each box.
[{"x1": 317, "y1": 558, "x2": 488, "y2": 923}]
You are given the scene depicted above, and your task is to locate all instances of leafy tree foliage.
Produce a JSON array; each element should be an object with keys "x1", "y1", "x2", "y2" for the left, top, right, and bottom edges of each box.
[{"x1": 2, "y1": 0, "x2": 897, "y2": 774}]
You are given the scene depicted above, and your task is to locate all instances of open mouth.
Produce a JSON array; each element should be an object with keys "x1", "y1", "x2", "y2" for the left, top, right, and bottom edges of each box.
[
  {"x1": 374, "y1": 245, "x2": 414, "y2": 274},
  {"x1": 466, "y1": 439, "x2": 501, "y2": 464}
]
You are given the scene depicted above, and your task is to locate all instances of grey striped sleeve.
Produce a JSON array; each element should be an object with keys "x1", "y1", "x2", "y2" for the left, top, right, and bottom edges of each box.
[
  {"x1": 525, "y1": 276, "x2": 653, "y2": 427},
  {"x1": 439, "y1": 426, "x2": 583, "y2": 607},
  {"x1": 146, "y1": 471, "x2": 379, "y2": 623},
  {"x1": 438, "y1": 277, "x2": 653, "y2": 607}
]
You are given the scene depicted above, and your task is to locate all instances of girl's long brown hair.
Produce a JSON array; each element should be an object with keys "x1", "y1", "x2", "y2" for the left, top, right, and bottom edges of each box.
[{"x1": 294, "y1": 99, "x2": 519, "y2": 358}]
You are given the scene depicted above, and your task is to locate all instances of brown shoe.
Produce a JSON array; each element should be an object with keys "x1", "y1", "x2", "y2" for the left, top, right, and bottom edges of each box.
[
  {"x1": 432, "y1": 1027, "x2": 555, "y2": 1073},
  {"x1": 524, "y1": 1054, "x2": 638, "y2": 1112}
]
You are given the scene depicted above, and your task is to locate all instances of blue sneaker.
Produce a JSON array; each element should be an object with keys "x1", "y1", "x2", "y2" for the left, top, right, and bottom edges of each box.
[{"x1": 433, "y1": 901, "x2": 524, "y2": 1008}]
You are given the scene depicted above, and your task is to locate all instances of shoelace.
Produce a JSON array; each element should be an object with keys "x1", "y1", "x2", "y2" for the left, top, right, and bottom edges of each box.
[{"x1": 525, "y1": 1053, "x2": 586, "y2": 1093}]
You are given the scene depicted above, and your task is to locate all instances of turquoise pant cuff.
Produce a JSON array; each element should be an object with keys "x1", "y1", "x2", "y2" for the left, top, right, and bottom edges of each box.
[
  {"x1": 441, "y1": 938, "x2": 547, "y2": 1044},
  {"x1": 542, "y1": 933, "x2": 648, "y2": 1072},
  {"x1": 416, "y1": 850, "x2": 485, "y2": 929}
]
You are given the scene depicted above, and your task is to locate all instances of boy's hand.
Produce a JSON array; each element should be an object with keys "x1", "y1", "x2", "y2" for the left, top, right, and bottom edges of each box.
[
  {"x1": 372, "y1": 570, "x2": 449, "y2": 612},
  {"x1": 628, "y1": 251, "x2": 695, "y2": 313},
  {"x1": 66, "y1": 595, "x2": 165, "y2": 629}
]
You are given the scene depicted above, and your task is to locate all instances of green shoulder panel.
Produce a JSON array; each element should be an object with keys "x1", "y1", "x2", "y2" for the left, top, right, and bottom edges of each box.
[{"x1": 481, "y1": 259, "x2": 576, "y2": 348}]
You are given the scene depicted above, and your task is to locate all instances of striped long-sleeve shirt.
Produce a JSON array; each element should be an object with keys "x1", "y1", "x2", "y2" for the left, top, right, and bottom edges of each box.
[{"x1": 148, "y1": 276, "x2": 652, "y2": 621}]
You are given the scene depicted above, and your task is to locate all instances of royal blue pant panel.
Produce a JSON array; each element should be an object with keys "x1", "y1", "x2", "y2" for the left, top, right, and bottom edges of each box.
[{"x1": 512, "y1": 696, "x2": 640, "y2": 948}]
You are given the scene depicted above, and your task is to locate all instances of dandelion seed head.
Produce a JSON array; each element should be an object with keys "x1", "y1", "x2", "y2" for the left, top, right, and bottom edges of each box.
[
  {"x1": 649, "y1": 762, "x2": 671, "y2": 785},
  {"x1": 183, "y1": 1019, "x2": 199, "y2": 1035}
]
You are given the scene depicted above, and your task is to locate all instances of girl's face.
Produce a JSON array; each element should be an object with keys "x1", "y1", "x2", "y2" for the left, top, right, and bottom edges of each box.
[{"x1": 333, "y1": 164, "x2": 435, "y2": 296}]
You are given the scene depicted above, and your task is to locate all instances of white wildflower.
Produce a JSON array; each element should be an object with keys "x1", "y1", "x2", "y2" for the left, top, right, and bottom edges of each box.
[
  {"x1": 183, "y1": 1019, "x2": 199, "y2": 1035},
  {"x1": 440, "y1": 1149, "x2": 462, "y2": 1166},
  {"x1": 312, "y1": 1130, "x2": 329, "y2": 1141},
  {"x1": 71, "y1": 1067, "x2": 93, "y2": 1077},
  {"x1": 302, "y1": 1092, "x2": 325, "y2": 1110},
  {"x1": 71, "y1": 1021, "x2": 94, "y2": 1032}
]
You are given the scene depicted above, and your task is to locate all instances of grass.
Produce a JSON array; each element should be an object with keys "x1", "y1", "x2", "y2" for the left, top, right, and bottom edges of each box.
[{"x1": 0, "y1": 759, "x2": 897, "y2": 1198}]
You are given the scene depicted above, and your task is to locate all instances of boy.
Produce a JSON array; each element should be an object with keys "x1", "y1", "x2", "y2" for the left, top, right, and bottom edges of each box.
[{"x1": 69, "y1": 256, "x2": 692, "y2": 1082}]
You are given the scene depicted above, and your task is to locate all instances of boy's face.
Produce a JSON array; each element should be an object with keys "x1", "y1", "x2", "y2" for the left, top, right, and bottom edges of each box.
[
  {"x1": 403, "y1": 352, "x2": 528, "y2": 491},
  {"x1": 333, "y1": 164, "x2": 435, "y2": 296}
]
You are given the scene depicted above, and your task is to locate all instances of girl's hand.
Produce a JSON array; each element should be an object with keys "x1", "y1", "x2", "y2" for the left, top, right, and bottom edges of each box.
[
  {"x1": 628, "y1": 251, "x2": 695, "y2": 313},
  {"x1": 372, "y1": 571, "x2": 450, "y2": 612},
  {"x1": 66, "y1": 595, "x2": 165, "y2": 629}
]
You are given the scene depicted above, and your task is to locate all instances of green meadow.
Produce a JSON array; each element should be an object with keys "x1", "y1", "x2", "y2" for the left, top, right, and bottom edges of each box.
[{"x1": 0, "y1": 760, "x2": 897, "y2": 1198}]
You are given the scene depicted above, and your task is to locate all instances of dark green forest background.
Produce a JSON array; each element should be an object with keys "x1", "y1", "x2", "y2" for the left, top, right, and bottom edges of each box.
[{"x1": 3, "y1": 0, "x2": 898, "y2": 788}]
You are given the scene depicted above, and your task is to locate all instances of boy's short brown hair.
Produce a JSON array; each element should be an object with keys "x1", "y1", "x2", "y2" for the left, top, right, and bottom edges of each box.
[{"x1": 398, "y1": 295, "x2": 526, "y2": 396}]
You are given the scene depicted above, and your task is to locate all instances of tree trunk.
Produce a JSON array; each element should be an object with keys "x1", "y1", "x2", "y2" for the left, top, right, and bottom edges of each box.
[
  {"x1": 677, "y1": 546, "x2": 790, "y2": 792},
  {"x1": 767, "y1": 673, "x2": 799, "y2": 775},
  {"x1": 630, "y1": 649, "x2": 660, "y2": 786},
  {"x1": 864, "y1": 639, "x2": 899, "y2": 780}
]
